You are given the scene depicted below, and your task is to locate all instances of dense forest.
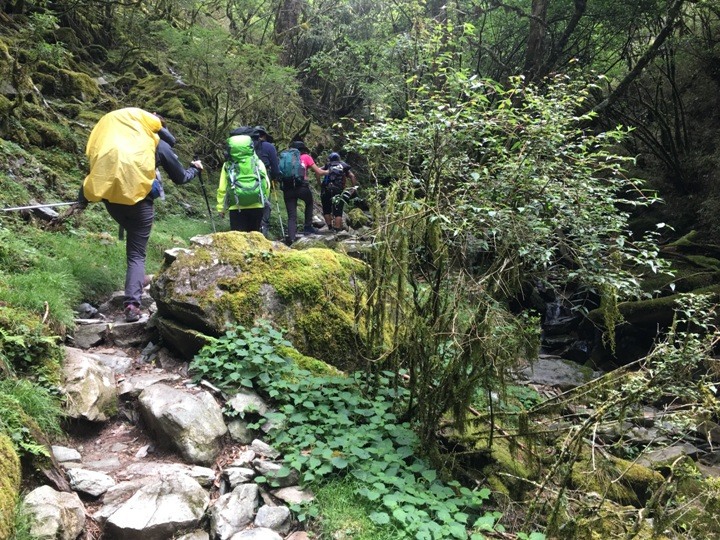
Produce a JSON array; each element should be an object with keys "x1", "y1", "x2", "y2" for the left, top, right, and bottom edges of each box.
[{"x1": 3, "y1": 0, "x2": 720, "y2": 538}]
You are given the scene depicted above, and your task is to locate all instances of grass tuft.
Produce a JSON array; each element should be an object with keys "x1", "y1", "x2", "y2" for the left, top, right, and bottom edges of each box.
[{"x1": 310, "y1": 478, "x2": 400, "y2": 540}]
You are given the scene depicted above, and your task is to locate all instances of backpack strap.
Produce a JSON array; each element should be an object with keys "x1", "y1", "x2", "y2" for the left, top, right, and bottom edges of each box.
[{"x1": 252, "y1": 153, "x2": 266, "y2": 206}]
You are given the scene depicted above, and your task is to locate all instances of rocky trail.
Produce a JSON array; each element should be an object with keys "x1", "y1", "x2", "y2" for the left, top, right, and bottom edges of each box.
[
  {"x1": 22, "y1": 232, "x2": 720, "y2": 540},
  {"x1": 24, "y1": 287, "x2": 312, "y2": 540}
]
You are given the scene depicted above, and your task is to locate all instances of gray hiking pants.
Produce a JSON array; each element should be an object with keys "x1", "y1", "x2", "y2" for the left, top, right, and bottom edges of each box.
[
  {"x1": 104, "y1": 199, "x2": 154, "y2": 308},
  {"x1": 261, "y1": 199, "x2": 271, "y2": 237}
]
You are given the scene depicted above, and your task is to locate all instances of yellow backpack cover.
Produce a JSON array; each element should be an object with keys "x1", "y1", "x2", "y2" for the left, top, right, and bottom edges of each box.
[{"x1": 83, "y1": 108, "x2": 162, "y2": 205}]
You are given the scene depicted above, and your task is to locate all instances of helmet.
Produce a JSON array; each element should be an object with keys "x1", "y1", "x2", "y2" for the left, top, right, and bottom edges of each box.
[
  {"x1": 290, "y1": 140, "x2": 308, "y2": 151},
  {"x1": 328, "y1": 152, "x2": 341, "y2": 162}
]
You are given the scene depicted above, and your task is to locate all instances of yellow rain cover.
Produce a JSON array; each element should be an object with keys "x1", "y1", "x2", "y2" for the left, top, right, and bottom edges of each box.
[{"x1": 83, "y1": 108, "x2": 162, "y2": 205}]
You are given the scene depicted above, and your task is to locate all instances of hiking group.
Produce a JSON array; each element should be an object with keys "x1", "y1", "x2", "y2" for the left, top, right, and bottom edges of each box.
[
  {"x1": 217, "y1": 127, "x2": 358, "y2": 243},
  {"x1": 77, "y1": 107, "x2": 360, "y2": 322}
]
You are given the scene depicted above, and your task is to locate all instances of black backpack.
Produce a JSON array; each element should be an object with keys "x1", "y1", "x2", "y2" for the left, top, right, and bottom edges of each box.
[
  {"x1": 228, "y1": 126, "x2": 261, "y2": 158},
  {"x1": 324, "y1": 162, "x2": 347, "y2": 195}
]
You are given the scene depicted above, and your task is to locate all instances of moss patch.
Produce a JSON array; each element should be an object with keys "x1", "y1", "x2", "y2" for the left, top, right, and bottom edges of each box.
[
  {"x1": 0, "y1": 305, "x2": 63, "y2": 383},
  {"x1": 566, "y1": 499, "x2": 669, "y2": 540},
  {"x1": 571, "y1": 452, "x2": 663, "y2": 506},
  {"x1": 278, "y1": 345, "x2": 342, "y2": 377},
  {"x1": 127, "y1": 75, "x2": 209, "y2": 130},
  {"x1": 0, "y1": 432, "x2": 20, "y2": 540}
]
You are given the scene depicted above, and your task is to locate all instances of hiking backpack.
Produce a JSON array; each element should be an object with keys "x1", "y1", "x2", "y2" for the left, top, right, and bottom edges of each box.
[
  {"x1": 278, "y1": 148, "x2": 306, "y2": 190},
  {"x1": 324, "y1": 162, "x2": 346, "y2": 195},
  {"x1": 224, "y1": 134, "x2": 266, "y2": 208},
  {"x1": 83, "y1": 108, "x2": 163, "y2": 205}
]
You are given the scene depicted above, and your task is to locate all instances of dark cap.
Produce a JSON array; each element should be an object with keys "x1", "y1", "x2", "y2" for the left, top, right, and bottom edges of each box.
[
  {"x1": 253, "y1": 125, "x2": 274, "y2": 143},
  {"x1": 290, "y1": 140, "x2": 308, "y2": 152}
]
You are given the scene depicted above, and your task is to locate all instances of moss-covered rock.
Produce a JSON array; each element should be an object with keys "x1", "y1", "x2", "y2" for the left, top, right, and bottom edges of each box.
[
  {"x1": 347, "y1": 208, "x2": 369, "y2": 228},
  {"x1": 126, "y1": 75, "x2": 210, "y2": 130},
  {"x1": 562, "y1": 499, "x2": 669, "y2": 540},
  {"x1": 277, "y1": 345, "x2": 342, "y2": 377},
  {"x1": 570, "y1": 452, "x2": 663, "y2": 506},
  {"x1": 21, "y1": 117, "x2": 77, "y2": 151},
  {"x1": 0, "y1": 431, "x2": 21, "y2": 540},
  {"x1": 35, "y1": 62, "x2": 99, "y2": 102},
  {"x1": 151, "y1": 232, "x2": 368, "y2": 370}
]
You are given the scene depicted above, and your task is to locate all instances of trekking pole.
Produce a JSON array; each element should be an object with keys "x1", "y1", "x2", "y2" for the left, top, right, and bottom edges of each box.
[
  {"x1": 195, "y1": 157, "x2": 216, "y2": 233},
  {"x1": 1, "y1": 201, "x2": 75, "y2": 212},
  {"x1": 274, "y1": 192, "x2": 284, "y2": 238}
]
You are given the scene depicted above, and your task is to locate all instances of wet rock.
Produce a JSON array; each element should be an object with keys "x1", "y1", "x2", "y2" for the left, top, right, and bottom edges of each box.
[
  {"x1": 518, "y1": 354, "x2": 600, "y2": 390},
  {"x1": 108, "y1": 319, "x2": 154, "y2": 347}
]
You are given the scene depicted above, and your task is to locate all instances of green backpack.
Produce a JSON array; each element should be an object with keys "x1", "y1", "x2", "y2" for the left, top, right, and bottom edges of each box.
[{"x1": 224, "y1": 134, "x2": 267, "y2": 208}]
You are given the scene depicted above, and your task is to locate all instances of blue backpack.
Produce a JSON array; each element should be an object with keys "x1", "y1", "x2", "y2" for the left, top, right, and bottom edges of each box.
[{"x1": 278, "y1": 148, "x2": 305, "y2": 190}]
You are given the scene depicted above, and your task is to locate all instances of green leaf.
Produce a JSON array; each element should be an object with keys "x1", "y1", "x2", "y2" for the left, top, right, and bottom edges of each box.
[{"x1": 370, "y1": 512, "x2": 390, "y2": 525}]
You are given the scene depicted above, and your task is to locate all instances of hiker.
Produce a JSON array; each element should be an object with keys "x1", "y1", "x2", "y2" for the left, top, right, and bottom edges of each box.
[
  {"x1": 252, "y1": 126, "x2": 280, "y2": 238},
  {"x1": 216, "y1": 133, "x2": 270, "y2": 233},
  {"x1": 279, "y1": 140, "x2": 327, "y2": 244},
  {"x1": 80, "y1": 108, "x2": 203, "y2": 322},
  {"x1": 321, "y1": 151, "x2": 358, "y2": 231}
]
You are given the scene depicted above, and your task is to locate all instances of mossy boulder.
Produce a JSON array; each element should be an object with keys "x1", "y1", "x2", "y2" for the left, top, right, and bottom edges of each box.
[
  {"x1": 151, "y1": 232, "x2": 368, "y2": 370},
  {"x1": 0, "y1": 432, "x2": 21, "y2": 540},
  {"x1": 562, "y1": 499, "x2": 669, "y2": 540},
  {"x1": 347, "y1": 208, "x2": 369, "y2": 229},
  {"x1": 35, "y1": 61, "x2": 99, "y2": 101},
  {"x1": 127, "y1": 75, "x2": 210, "y2": 130},
  {"x1": 570, "y1": 451, "x2": 663, "y2": 506}
]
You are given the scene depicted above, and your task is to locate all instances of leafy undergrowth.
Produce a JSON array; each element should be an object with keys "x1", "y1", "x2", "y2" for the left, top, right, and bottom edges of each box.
[{"x1": 191, "y1": 323, "x2": 533, "y2": 540}]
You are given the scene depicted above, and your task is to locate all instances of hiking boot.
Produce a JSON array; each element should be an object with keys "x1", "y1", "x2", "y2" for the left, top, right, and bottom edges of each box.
[
  {"x1": 303, "y1": 225, "x2": 320, "y2": 234},
  {"x1": 124, "y1": 304, "x2": 142, "y2": 322}
]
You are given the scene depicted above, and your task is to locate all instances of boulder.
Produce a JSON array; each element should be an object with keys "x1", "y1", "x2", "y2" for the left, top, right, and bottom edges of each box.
[
  {"x1": 150, "y1": 232, "x2": 367, "y2": 369},
  {"x1": 23, "y1": 485, "x2": 85, "y2": 540},
  {"x1": 138, "y1": 384, "x2": 227, "y2": 465},
  {"x1": 103, "y1": 474, "x2": 209, "y2": 540},
  {"x1": 62, "y1": 347, "x2": 117, "y2": 421}
]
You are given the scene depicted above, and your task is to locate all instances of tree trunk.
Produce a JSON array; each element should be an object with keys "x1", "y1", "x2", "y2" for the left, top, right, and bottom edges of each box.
[
  {"x1": 274, "y1": 0, "x2": 303, "y2": 49},
  {"x1": 523, "y1": 0, "x2": 549, "y2": 80}
]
